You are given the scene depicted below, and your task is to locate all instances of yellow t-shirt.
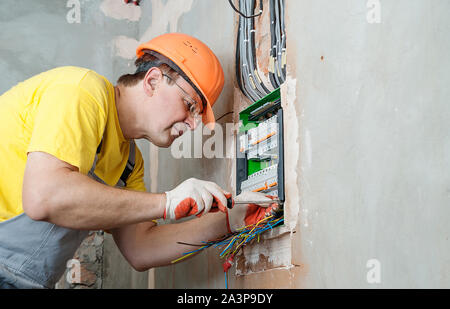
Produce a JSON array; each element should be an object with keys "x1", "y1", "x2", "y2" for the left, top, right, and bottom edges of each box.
[{"x1": 0, "y1": 66, "x2": 146, "y2": 222}]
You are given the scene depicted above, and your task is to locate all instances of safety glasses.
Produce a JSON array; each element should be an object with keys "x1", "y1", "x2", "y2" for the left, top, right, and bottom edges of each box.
[{"x1": 162, "y1": 74, "x2": 203, "y2": 126}]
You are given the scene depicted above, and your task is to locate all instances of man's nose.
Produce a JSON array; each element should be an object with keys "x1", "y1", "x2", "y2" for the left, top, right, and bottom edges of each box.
[{"x1": 186, "y1": 114, "x2": 200, "y2": 131}]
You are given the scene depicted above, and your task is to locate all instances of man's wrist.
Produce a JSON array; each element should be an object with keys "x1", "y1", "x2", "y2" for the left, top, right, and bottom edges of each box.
[{"x1": 158, "y1": 192, "x2": 167, "y2": 219}]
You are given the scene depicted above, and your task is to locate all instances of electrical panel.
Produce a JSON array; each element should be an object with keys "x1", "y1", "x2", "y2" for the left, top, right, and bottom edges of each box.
[{"x1": 236, "y1": 89, "x2": 285, "y2": 204}]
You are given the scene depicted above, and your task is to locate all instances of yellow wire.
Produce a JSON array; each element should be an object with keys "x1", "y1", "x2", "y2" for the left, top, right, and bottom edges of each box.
[
  {"x1": 237, "y1": 215, "x2": 274, "y2": 233},
  {"x1": 170, "y1": 246, "x2": 208, "y2": 264},
  {"x1": 172, "y1": 215, "x2": 283, "y2": 263},
  {"x1": 230, "y1": 216, "x2": 275, "y2": 255}
]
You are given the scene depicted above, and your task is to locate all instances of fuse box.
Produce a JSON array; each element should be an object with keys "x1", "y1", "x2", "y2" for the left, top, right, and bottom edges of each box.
[{"x1": 236, "y1": 89, "x2": 285, "y2": 204}]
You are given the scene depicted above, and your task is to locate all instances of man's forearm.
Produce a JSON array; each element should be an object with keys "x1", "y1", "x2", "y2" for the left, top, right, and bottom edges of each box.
[
  {"x1": 113, "y1": 211, "x2": 229, "y2": 271},
  {"x1": 25, "y1": 167, "x2": 165, "y2": 230}
]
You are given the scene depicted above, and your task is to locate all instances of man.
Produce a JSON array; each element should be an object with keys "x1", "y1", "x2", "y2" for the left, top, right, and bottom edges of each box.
[{"x1": 0, "y1": 33, "x2": 276, "y2": 289}]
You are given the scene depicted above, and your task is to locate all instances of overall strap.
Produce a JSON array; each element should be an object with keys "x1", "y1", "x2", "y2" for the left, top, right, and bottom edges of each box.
[
  {"x1": 116, "y1": 140, "x2": 136, "y2": 187},
  {"x1": 88, "y1": 140, "x2": 136, "y2": 188},
  {"x1": 87, "y1": 141, "x2": 104, "y2": 184}
]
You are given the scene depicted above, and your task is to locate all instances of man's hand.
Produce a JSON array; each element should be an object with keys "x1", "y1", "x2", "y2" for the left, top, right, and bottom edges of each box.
[
  {"x1": 164, "y1": 178, "x2": 229, "y2": 221},
  {"x1": 226, "y1": 191, "x2": 279, "y2": 233}
]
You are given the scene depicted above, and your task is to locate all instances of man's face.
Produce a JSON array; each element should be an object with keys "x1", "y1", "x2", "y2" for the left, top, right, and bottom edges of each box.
[{"x1": 144, "y1": 69, "x2": 203, "y2": 148}]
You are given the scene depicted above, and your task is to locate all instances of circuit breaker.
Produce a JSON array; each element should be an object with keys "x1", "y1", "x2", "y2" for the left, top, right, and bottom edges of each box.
[{"x1": 236, "y1": 89, "x2": 285, "y2": 204}]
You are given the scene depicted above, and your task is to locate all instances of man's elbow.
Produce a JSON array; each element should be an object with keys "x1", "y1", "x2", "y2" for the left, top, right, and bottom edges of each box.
[
  {"x1": 130, "y1": 261, "x2": 151, "y2": 273},
  {"x1": 120, "y1": 244, "x2": 163, "y2": 272},
  {"x1": 22, "y1": 186, "x2": 53, "y2": 221},
  {"x1": 126, "y1": 253, "x2": 156, "y2": 272}
]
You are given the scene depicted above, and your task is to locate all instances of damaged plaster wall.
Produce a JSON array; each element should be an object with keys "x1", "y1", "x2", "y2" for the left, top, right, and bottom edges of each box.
[
  {"x1": 229, "y1": 1, "x2": 301, "y2": 285},
  {"x1": 152, "y1": 0, "x2": 300, "y2": 289}
]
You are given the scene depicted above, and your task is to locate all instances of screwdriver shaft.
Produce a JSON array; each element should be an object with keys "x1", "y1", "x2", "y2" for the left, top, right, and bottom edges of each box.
[
  {"x1": 232, "y1": 199, "x2": 281, "y2": 205},
  {"x1": 226, "y1": 197, "x2": 281, "y2": 209}
]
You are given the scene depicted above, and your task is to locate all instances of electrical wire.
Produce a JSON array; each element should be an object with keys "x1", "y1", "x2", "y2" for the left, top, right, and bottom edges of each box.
[
  {"x1": 215, "y1": 111, "x2": 234, "y2": 123},
  {"x1": 240, "y1": 0, "x2": 270, "y2": 101},
  {"x1": 234, "y1": 0, "x2": 285, "y2": 102},
  {"x1": 274, "y1": 0, "x2": 283, "y2": 84},
  {"x1": 269, "y1": 0, "x2": 281, "y2": 88},
  {"x1": 279, "y1": 0, "x2": 287, "y2": 82},
  {"x1": 170, "y1": 215, "x2": 284, "y2": 264},
  {"x1": 239, "y1": 0, "x2": 260, "y2": 101},
  {"x1": 247, "y1": 0, "x2": 271, "y2": 97},
  {"x1": 228, "y1": 0, "x2": 263, "y2": 19},
  {"x1": 171, "y1": 213, "x2": 284, "y2": 289}
]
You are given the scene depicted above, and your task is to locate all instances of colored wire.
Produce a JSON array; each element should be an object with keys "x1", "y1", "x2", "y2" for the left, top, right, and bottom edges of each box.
[{"x1": 170, "y1": 215, "x2": 284, "y2": 264}]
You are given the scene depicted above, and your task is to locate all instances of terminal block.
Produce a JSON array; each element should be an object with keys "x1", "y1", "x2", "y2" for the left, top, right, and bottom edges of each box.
[{"x1": 236, "y1": 89, "x2": 285, "y2": 204}]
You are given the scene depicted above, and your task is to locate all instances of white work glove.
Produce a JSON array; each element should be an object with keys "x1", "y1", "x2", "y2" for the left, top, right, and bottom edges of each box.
[
  {"x1": 225, "y1": 191, "x2": 279, "y2": 233},
  {"x1": 164, "y1": 178, "x2": 229, "y2": 221}
]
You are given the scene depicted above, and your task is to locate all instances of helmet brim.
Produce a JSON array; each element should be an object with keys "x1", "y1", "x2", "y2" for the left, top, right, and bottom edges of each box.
[{"x1": 202, "y1": 102, "x2": 215, "y2": 130}]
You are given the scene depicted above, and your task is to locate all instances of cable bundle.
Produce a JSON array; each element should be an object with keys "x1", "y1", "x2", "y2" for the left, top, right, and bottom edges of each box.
[
  {"x1": 234, "y1": 0, "x2": 286, "y2": 102},
  {"x1": 171, "y1": 215, "x2": 284, "y2": 265},
  {"x1": 170, "y1": 211, "x2": 283, "y2": 289},
  {"x1": 269, "y1": 0, "x2": 286, "y2": 89}
]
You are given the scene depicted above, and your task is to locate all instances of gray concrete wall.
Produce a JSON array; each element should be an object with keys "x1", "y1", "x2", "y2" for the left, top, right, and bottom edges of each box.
[
  {"x1": 146, "y1": 0, "x2": 236, "y2": 289},
  {"x1": 2, "y1": 0, "x2": 448, "y2": 289},
  {"x1": 0, "y1": 0, "x2": 235, "y2": 290},
  {"x1": 153, "y1": 0, "x2": 450, "y2": 289},
  {"x1": 285, "y1": 0, "x2": 450, "y2": 288},
  {"x1": 0, "y1": 0, "x2": 148, "y2": 289}
]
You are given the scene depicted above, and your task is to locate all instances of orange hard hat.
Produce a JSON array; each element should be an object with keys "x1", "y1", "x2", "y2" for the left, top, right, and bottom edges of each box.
[{"x1": 136, "y1": 33, "x2": 225, "y2": 129}]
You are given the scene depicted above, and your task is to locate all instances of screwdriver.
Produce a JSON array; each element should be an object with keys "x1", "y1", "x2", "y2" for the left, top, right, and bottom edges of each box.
[{"x1": 226, "y1": 197, "x2": 281, "y2": 209}]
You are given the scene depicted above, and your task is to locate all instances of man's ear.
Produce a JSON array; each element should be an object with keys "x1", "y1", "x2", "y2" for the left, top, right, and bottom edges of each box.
[{"x1": 143, "y1": 67, "x2": 163, "y2": 97}]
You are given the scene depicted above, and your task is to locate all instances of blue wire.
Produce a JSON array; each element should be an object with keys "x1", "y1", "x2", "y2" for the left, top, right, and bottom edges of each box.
[
  {"x1": 182, "y1": 246, "x2": 209, "y2": 255},
  {"x1": 182, "y1": 218, "x2": 285, "y2": 257}
]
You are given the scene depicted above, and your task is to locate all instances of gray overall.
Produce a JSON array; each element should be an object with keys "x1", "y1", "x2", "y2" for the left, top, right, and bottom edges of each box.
[{"x1": 0, "y1": 140, "x2": 136, "y2": 289}]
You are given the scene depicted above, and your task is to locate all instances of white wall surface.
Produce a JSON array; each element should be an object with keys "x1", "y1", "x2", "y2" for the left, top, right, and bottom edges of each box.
[{"x1": 286, "y1": 0, "x2": 450, "y2": 288}]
